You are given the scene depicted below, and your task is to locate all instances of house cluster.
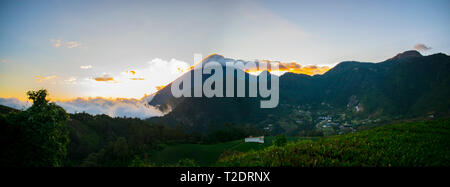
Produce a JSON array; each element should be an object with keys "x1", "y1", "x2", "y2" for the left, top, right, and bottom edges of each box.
[{"x1": 264, "y1": 124, "x2": 273, "y2": 131}]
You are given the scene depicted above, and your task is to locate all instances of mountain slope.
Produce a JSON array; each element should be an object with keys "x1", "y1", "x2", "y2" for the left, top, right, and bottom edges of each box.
[{"x1": 148, "y1": 51, "x2": 450, "y2": 133}]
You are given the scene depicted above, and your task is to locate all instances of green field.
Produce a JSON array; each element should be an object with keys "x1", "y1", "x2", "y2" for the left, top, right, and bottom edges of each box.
[
  {"x1": 149, "y1": 136, "x2": 312, "y2": 166},
  {"x1": 218, "y1": 119, "x2": 450, "y2": 167}
]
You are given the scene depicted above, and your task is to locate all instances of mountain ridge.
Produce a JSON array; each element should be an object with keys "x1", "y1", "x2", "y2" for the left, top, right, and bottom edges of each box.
[{"x1": 148, "y1": 51, "x2": 450, "y2": 134}]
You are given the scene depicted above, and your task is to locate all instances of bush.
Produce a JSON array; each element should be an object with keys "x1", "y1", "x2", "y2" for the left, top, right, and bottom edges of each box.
[{"x1": 273, "y1": 134, "x2": 288, "y2": 147}]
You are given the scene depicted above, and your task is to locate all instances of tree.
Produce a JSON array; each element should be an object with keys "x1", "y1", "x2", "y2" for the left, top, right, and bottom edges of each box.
[
  {"x1": 0, "y1": 89, "x2": 69, "y2": 167},
  {"x1": 82, "y1": 137, "x2": 133, "y2": 167},
  {"x1": 273, "y1": 134, "x2": 287, "y2": 147}
]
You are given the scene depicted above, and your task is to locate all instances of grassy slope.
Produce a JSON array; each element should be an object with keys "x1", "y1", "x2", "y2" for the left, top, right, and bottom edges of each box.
[
  {"x1": 150, "y1": 141, "x2": 241, "y2": 166},
  {"x1": 218, "y1": 119, "x2": 450, "y2": 167},
  {"x1": 150, "y1": 136, "x2": 312, "y2": 166}
]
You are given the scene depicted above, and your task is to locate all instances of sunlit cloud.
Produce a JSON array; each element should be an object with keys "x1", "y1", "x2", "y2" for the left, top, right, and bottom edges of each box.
[
  {"x1": 65, "y1": 77, "x2": 77, "y2": 84},
  {"x1": 130, "y1": 78, "x2": 145, "y2": 80},
  {"x1": 54, "y1": 97, "x2": 163, "y2": 119},
  {"x1": 156, "y1": 85, "x2": 166, "y2": 91},
  {"x1": 0, "y1": 96, "x2": 164, "y2": 119},
  {"x1": 0, "y1": 59, "x2": 8, "y2": 63},
  {"x1": 126, "y1": 70, "x2": 136, "y2": 75},
  {"x1": 36, "y1": 75, "x2": 56, "y2": 82},
  {"x1": 125, "y1": 70, "x2": 144, "y2": 80},
  {"x1": 238, "y1": 60, "x2": 331, "y2": 76},
  {"x1": 414, "y1": 44, "x2": 431, "y2": 51},
  {"x1": 94, "y1": 74, "x2": 115, "y2": 82},
  {"x1": 75, "y1": 58, "x2": 189, "y2": 99},
  {"x1": 80, "y1": 65, "x2": 92, "y2": 69},
  {"x1": 0, "y1": 98, "x2": 31, "y2": 110}
]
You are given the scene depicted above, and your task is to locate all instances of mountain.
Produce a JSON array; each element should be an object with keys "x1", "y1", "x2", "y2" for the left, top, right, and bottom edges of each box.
[
  {"x1": 148, "y1": 55, "x2": 270, "y2": 132},
  {"x1": 389, "y1": 50, "x2": 423, "y2": 60},
  {"x1": 148, "y1": 54, "x2": 257, "y2": 113},
  {"x1": 148, "y1": 51, "x2": 450, "y2": 134}
]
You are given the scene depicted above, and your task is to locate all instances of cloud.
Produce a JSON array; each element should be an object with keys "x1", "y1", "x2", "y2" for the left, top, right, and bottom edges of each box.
[
  {"x1": 47, "y1": 57, "x2": 188, "y2": 99},
  {"x1": 82, "y1": 58, "x2": 190, "y2": 97},
  {"x1": 65, "y1": 77, "x2": 77, "y2": 84},
  {"x1": 414, "y1": 44, "x2": 431, "y2": 51},
  {"x1": 129, "y1": 78, "x2": 145, "y2": 80},
  {"x1": 0, "y1": 96, "x2": 164, "y2": 119},
  {"x1": 50, "y1": 39, "x2": 62, "y2": 48},
  {"x1": 0, "y1": 59, "x2": 8, "y2": 63},
  {"x1": 94, "y1": 74, "x2": 115, "y2": 82},
  {"x1": 50, "y1": 39, "x2": 82, "y2": 48},
  {"x1": 0, "y1": 98, "x2": 31, "y2": 110},
  {"x1": 125, "y1": 70, "x2": 145, "y2": 80},
  {"x1": 243, "y1": 60, "x2": 331, "y2": 76},
  {"x1": 66, "y1": 41, "x2": 82, "y2": 48},
  {"x1": 80, "y1": 65, "x2": 92, "y2": 69},
  {"x1": 126, "y1": 70, "x2": 136, "y2": 75},
  {"x1": 36, "y1": 75, "x2": 56, "y2": 82},
  {"x1": 156, "y1": 85, "x2": 165, "y2": 91},
  {"x1": 54, "y1": 96, "x2": 163, "y2": 119}
]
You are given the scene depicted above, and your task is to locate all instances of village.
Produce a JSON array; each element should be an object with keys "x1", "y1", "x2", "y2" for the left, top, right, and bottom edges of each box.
[{"x1": 260, "y1": 103, "x2": 386, "y2": 137}]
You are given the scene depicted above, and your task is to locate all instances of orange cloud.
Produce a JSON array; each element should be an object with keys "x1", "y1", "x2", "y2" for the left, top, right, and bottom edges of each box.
[
  {"x1": 184, "y1": 54, "x2": 331, "y2": 76},
  {"x1": 94, "y1": 75, "x2": 115, "y2": 82},
  {"x1": 127, "y1": 70, "x2": 136, "y2": 75},
  {"x1": 36, "y1": 75, "x2": 56, "y2": 82},
  {"x1": 125, "y1": 70, "x2": 143, "y2": 80},
  {"x1": 156, "y1": 85, "x2": 166, "y2": 91},
  {"x1": 288, "y1": 65, "x2": 330, "y2": 75},
  {"x1": 130, "y1": 78, "x2": 145, "y2": 80},
  {"x1": 245, "y1": 61, "x2": 330, "y2": 76}
]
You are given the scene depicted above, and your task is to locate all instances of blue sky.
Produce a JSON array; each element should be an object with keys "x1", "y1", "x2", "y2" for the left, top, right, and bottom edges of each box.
[{"x1": 0, "y1": 0, "x2": 449, "y2": 100}]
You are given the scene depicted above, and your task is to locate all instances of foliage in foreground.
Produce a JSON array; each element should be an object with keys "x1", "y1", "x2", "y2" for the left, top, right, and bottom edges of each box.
[
  {"x1": 218, "y1": 119, "x2": 450, "y2": 167},
  {"x1": 0, "y1": 89, "x2": 69, "y2": 167},
  {"x1": 273, "y1": 134, "x2": 288, "y2": 147}
]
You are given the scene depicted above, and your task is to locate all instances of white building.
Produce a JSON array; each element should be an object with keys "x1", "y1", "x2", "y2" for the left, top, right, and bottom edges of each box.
[{"x1": 245, "y1": 136, "x2": 264, "y2": 143}]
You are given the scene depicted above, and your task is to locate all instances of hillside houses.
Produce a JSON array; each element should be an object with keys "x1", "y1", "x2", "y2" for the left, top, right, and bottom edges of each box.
[{"x1": 245, "y1": 136, "x2": 264, "y2": 143}]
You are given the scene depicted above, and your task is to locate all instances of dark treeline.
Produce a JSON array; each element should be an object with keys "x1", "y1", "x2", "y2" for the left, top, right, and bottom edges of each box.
[
  {"x1": 66, "y1": 113, "x2": 189, "y2": 166},
  {"x1": 67, "y1": 113, "x2": 263, "y2": 166}
]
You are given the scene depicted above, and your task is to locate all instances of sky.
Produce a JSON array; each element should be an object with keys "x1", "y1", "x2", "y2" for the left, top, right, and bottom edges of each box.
[{"x1": 0, "y1": 0, "x2": 449, "y2": 102}]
